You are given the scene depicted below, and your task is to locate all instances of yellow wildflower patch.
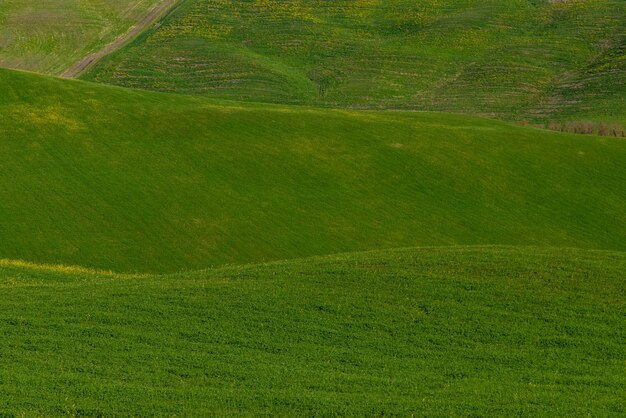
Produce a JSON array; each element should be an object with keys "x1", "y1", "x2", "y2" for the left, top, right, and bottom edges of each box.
[{"x1": 9, "y1": 103, "x2": 85, "y2": 131}]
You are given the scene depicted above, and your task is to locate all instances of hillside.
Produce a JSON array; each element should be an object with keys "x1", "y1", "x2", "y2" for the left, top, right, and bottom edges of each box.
[
  {"x1": 1, "y1": 67, "x2": 625, "y2": 272},
  {"x1": 0, "y1": 0, "x2": 163, "y2": 74},
  {"x1": 82, "y1": 0, "x2": 626, "y2": 122},
  {"x1": 1, "y1": 246, "x2": 624, "y2": 415},
  {"x1": 2, "y1": 0, "x2": 625, "y2": 415}
]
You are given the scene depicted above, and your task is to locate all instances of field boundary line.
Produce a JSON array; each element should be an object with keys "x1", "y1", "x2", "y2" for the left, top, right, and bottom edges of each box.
[{"x1": 62, "y1": 0, "x2": 181, "y2": 78}]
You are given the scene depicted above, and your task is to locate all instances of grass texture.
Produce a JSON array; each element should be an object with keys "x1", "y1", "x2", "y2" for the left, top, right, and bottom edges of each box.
[
  {"x1": 0, "y1": 246, "x2": 624, "y2": 415},
  {"x1": 1, "y1": 67, "x2": 625, "y2": 272},
  {"x1": 0, "y1": 0, "x2": 163, "y2": 74},
  {"x1": 83, "y1": 0, "x2": 626, "y2": 122}
]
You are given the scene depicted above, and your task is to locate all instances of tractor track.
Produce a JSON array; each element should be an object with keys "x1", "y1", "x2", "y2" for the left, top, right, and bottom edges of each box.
[{"x1": 62, "y1": 0, "x2": 180, "y2": 78}]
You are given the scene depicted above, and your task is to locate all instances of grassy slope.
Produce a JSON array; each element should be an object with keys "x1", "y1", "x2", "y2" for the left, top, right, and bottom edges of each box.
[
  {"x1": 83, "y1": 0, "x2": 626, "y2": 122},
  {"x1": 1, "y1": 67, "x2": 626, "y2": 273},
  {"x1": 544, "y1": 37, "x2": 626, "y2": 123},
  {"x1": 0, "y1": 246, "x2": 624, "y2": 415},
  {"x1": 0, "y1": 0, "x2": 163, "y2": 75}
]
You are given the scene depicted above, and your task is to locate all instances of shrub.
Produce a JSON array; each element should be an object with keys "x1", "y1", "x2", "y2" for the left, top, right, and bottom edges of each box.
[{"x1": 545, "y1": 120, "x2": 625, "y2": 137}]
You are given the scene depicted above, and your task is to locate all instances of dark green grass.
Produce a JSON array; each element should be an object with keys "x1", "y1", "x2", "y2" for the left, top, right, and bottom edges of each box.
[
  {"x1": 1, "y1": 68, "x2": 626, "y2": 272},
  {"x1": 83, "y1": 0, "x2": 626, "y2": 122},
  {"x1": 0, "y1": 246, "x2": 624, "y2": 415}
]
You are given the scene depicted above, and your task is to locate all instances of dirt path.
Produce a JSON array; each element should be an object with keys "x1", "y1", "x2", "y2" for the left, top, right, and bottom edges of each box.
[{"x1": 62, "y1": 0, "x2": 180, "y2": 78}]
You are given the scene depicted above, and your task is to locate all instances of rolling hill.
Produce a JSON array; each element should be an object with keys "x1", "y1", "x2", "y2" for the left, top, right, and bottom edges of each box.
[
  {"x1": 1, "y1": 2, "x2": 625, "y2": 415},
  {"x1": 0, "y1": 0, "x2": 164, "y2": 74},
  {"x1": 1, "y1": 246, "x2": 624, "y2": 415},
  {"x1": 82, "y1": 0, "x2": 626, "y2": 122},
  {"x1": 1, "y1": 67, "x2": 625, "y2": 272}
]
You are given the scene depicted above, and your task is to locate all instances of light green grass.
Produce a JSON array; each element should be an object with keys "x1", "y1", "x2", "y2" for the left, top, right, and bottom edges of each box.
[
  {"x1": 0, "y1": 246, "x2": 624, "y2": 415},
  {"x1": 0, "y1": 0, "x2": 163, "y2": 74},
  {"x1": 1, "y1": 67, "x2": 625, "y2": 273},
  {"x1": 83, "y1": 0, "x2": 626, "y2": 122}
]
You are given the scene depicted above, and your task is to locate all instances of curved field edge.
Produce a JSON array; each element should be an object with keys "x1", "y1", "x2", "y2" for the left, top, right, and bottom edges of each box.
[
  {"x1": 1, "y1": 246, "x2": 624, "y2": 415},
  {"x1": 1, "y1": 67, "x2": 626, "y2": 273}
]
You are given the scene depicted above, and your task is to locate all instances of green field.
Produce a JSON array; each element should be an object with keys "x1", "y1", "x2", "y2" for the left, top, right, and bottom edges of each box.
[
  {"x1": 0, "y1": 0, "x2": 162, "y2": 74},
  {"x1": 82, "y1": 0, "x2": 626, "y2": 122},
  {"x1": 1, "y1": 1, "x2": 625, "y2": 414},
  {"x1": 1, "y1": 246, "x2": 624, "y2": 415},
  {"x1": 2, "y1": 67, "x2": 625, "y2": 273}
]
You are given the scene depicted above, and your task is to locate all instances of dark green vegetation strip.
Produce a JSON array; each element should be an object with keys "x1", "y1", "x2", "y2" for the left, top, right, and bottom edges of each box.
[
  {"x1": 83, "y1": 0, "x2": 626, "y2": 122},
  {"x1": 0, "y1": 246, "x2": 624, "y2": 415},
  {"x1": 1, "y1": 68, "x2": 625, "y2": 272}
]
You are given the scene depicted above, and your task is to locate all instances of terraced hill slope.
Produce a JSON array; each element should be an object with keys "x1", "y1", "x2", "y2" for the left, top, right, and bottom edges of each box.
[
  {"x1": 0, "y1": 0, "x2": 164, "y2": 74},
  {"x1": 1, "y1": 68, "x2": 625, "y2": 272},
  {"x1": 83, "y1": 0, "x2": 626, "y2": 122},
  {"x1": 1, "y1": 246, "x2": 624, "y2": 415}
]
